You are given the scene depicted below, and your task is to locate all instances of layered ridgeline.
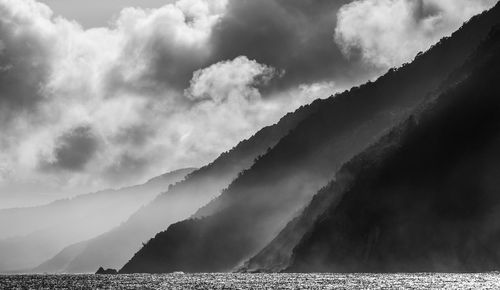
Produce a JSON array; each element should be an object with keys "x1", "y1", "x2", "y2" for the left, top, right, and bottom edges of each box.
[
  {"x1": 119, "y1": 3, "x2": 500, "y2": 274},
  {"x1": 288, "y1": 27, "x2": 500, "y2": 272},
  {"x1": 239, "y1": 9, "x2": 500, "y2": 274},
  {"x1": 0, "y1": 168, "x2": 194, "y2": 273},
  {"x1": 37, "y1": 101, "x2": 315, "y2": 274}
]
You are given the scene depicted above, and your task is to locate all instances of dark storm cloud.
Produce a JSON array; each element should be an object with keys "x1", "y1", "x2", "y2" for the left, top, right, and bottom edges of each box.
[
  {"x1": 0, "y1": 13, "x2": 51, "y2": 125},
  {"x1": 41, "y1": 126, "x2": 99, "y2": 172},
  {"x1": 208, "y1": 0, "x2": 373, "y2": 92},
  {"x1": 110, "y1": 0, "x2": 371, "y2": 96},
  {"x1": 105, "y1": 37, "x2": 209, "y2": 97}
]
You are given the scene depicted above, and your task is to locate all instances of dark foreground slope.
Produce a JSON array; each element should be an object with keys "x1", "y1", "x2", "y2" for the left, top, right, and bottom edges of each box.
[
  {"x1": 288, "y1": 27, "x2": 500, "y2": 273},
  {"x1": 53, "y1": 99, "x2": 315, "y2": 274},
  {"x1": 239, "y1": 5, "x2": 500, "y2": 274},
  {"x1": 0, "y1": 168, "x2": 194, "y2": 273},
  {"x1": 119, "y1": 4, "x2": 500, "y2": 274}
]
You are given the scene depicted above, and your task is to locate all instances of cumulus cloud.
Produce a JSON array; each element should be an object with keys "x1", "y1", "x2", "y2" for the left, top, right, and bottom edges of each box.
[
  {"x1": 335, "y1": 0, "x2": 498, "y2": 68},
  {"x1": 0, "y1": 0, "x2": 232, "y2": 195},
  {"x1": 106, "y1": 0, "x2": 228, "y2": 94},
  {"x1": 187, "y1": 56, "x2": 277, "y2": 103}
]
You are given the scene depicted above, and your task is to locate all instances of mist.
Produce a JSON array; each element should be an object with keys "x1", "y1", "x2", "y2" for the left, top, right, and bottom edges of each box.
[
  {"x1": 0, "y1": 168, "x2": 193, "y2": 272},
  {"x1": 0, "y1": 0, "x2": 498, "y2": 278}
]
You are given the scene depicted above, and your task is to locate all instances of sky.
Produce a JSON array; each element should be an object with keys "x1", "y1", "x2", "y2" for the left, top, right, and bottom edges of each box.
[
  {"x1": 39, "y1": 0, "x2": 176, "y2": 27},
  {"x1": 0, "y1": 0, "x2": 496, "y2": 208}
]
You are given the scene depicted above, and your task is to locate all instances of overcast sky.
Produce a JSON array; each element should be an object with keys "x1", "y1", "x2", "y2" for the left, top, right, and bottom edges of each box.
[
  {"x1": 0, "y1": 0, "x2": 496, "y2": 208},
  {"x1": 39, "y1": 0, "x2": 175, "y2": 27}
]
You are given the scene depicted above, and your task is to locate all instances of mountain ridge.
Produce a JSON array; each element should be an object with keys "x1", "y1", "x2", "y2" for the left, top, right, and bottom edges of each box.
[
  {"x1": 119, "y1": 3, "x2": 500, "y2": 274},
  {"x1": 0, "y1": 167, "x2": 195, "y2": 273},
  {"x1": 238, "y1": 12, "x2": 500, "y2": 273},
  {"x1": 287, "y1": 25, "x2": 500, "y2": 272},
  {"x1": 46, "y1": 96, "x2": 317, "y2": 273}
]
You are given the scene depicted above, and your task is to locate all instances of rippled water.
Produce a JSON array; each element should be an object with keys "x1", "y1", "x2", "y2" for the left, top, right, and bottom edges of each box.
[{"x1": 1, "y1": 273, "x2": 500, "y2": 289}]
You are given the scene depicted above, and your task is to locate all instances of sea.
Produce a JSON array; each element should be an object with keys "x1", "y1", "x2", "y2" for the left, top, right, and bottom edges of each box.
[{"x1": 1, "y1": 273, "x2": 500, "y2": 289}]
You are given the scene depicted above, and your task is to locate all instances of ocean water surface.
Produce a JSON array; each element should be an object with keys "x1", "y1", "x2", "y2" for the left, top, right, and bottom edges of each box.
[{"x1": 1, "y1": 273, "x2": 500, "y2": 289}]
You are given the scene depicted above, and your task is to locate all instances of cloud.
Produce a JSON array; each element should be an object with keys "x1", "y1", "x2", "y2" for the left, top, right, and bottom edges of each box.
[
  {"x1": 0, "y1": 0, "x2": 342, "y2": 198},
  {"x1": 0, "y1": 0, "x2": 232, "y2": 195},
  {"x1": 335, "y1": 0, "x2": 498, "y2": 68},
  {"x1": 40, "y1": 126, "x2": 99, "y2": 172},
  {"x1": 208, "y1": 0, "x2": 374, "y2": 90},
  {"x1": 0, "y1": 0, "x2": 491, "y2": 201},
  {"x1": 186, "y1": 56, "x2": 277, "y2": 103},
  {"x1": 0, "y1": 0, "x2": 54, "y2": 125},
  {"x1": 106, "y1": 0, "x2": 228, "y2": 94}
]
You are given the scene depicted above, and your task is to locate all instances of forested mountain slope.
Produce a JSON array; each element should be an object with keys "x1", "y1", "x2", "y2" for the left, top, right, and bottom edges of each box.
[
  {"x1": 51, "y1": 96, "x2": 316, "y2": 273},
  {"x1": 288, "y1": 26, "x2": 500, "y2": 272},
  {"x1": 120, "y1": 3, "x2": 500, "y2": 274}
]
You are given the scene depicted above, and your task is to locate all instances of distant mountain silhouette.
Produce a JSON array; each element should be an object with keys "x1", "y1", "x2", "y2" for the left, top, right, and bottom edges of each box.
[
  {"x1": 31, "y1": 241, "x2": 87, "y2": 274},
  {"x1": 119, "y1": 3, "x2": 500, "y2": 274},
  {"x1": 0, "y1": 168, "x2": 194, "y2": 273},
  {"x1": 46, "y1": 103, "x2": 315, "y2": 274},
  {"x1": 288, "y1": 26, "x2": 500, "y2": 272}
]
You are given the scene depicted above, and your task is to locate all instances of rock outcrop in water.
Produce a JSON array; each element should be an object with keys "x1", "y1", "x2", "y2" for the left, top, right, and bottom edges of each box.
[
  {"x1": 95, "y1": 267, "x2": 117, "y2": 275},
  {"x1": 119, "y1": 3, "x2": 500, "y2": 274},
  {"x1": 287, "y1": 26, "x2": 500, "y2": 272}
]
